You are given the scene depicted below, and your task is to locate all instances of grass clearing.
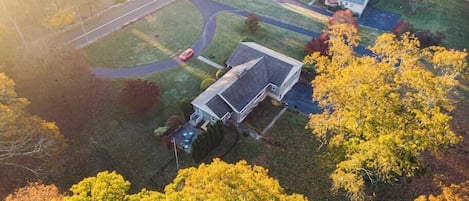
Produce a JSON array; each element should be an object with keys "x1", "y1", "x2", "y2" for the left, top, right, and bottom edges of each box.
[
  {"x1": 88, "y1": 59, "x2": 217, "y2": 193},
  {"x1": 372, "y1": 0, "x2": 469, "y2": 50},
  {"x1": 202, "y1": 12, "x2": 310, "y2": 65},
  {"x1": 213, "y1": 0, "x2": 325, "y2": 32},
  {"x1": 140, "y1": 60, "x2": 217, "y2": 125},
  {"x1": 84, "y1": 0, "x2": 203, "y2": 67},
  {"x1": 223, "y1": 110, "x2": 346, "y2": 200}
]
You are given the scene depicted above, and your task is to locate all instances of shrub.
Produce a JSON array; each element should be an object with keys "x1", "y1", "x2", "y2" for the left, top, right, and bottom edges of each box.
[
  {"x1": 154, "y1": 126, "x2": 169, "y2": 137},
  {"x1": 215, "y1": 68, "x2": 228, "y2": 79},
  {"x1": 200, "y1": 78, "x2": 216, "y2": 90},
  {"x1": 392, "y1": 20, "x2": 414, "y2": 36},
  {"x1": 165, "y1": 115, "x2": 183, "y2": 132},
  {"x1": 179, "y1": 97, "x2": 193, "y2": 119}
]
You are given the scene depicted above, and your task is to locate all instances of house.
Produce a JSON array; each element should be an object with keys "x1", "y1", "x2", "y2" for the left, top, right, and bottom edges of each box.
[
  {"x1": 325, "y1": 0, "x2": 370, "y2": 17},
  {"x1": 189, "y1": 42, "x2": 303, "y2": 126}
]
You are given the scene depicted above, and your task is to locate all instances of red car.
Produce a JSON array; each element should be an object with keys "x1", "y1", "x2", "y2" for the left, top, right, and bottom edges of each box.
[{"x1": 178, "y1": 48, "x2": 194, "y2": 61}]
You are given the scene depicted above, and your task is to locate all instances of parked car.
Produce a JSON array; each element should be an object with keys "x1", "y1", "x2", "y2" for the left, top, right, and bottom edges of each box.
[{"x1": 179, "y1": 48, "x2": 194, "y2": 61}]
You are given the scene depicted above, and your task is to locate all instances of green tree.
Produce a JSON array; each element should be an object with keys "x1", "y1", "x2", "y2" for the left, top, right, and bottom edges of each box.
[
  {"x1": 303, "y1": 23, "x2": 467, "y2": 200},
  {"x1": 0, "y1": 73, "x2": 66, "y2": 176},
  {"x1": 65, "y1": 171, "x2": 130, "y2": 201}
]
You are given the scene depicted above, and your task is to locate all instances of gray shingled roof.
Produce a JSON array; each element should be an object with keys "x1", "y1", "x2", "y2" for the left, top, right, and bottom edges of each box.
[
  {"x1": 206, "y1": 95, "x2": 232, "y2": 118},
  {"x1": 221, "y1": 58, "x2": 270, "y2": 111},
  {"x1": 226, "y1": 43, "x2": 294, "y2": 86}
]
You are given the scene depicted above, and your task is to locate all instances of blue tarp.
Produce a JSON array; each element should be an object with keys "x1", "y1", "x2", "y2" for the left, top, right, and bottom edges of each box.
[{"x1": 283, "y1": 83, "x2": 322, "y2": 115}]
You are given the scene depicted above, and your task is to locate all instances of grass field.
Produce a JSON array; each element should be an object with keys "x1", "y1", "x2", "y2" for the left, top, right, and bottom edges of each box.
[
  {"x1": 223, "y1": 108, "x2": 347, "y2": 200},
  {"x1": 84, "y1": 0, "x2": 203, "y2": 67},
  {"x1": 213, "y1": 0, "x2": 326, "y2": 33},
  {"x1": 202, "y1": 12, "x2": 311, "y2": 65},
  {"x1": 140, "y1": 60, "x2": 217, "y2": 125},
  {"x1": 372, "y1": 0, "x2": 469, "y2": 50}
]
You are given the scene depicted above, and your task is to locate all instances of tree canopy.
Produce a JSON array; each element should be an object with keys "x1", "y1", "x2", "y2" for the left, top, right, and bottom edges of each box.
[
  {"x1": 5, "y1": 182, "x2": 64, "y2": 201},
  {"x1": 65, "y1": 159, "x2": 306, "y2": 200},
  {"x1": 415, "y1": 180, "x2": 469, "y2": 201},
  {"x1": 161, "y1": 158, "x2": 306, "y2": 200},
  {"x1": 304, "y1": 23, "x2": 468, "y2": 200},
  {"x1": 65, "y1": 171, "x2": 130, "y2": 201},
  {"x1": 0, "y1": 73, "x2": 66, "y2": 175}
]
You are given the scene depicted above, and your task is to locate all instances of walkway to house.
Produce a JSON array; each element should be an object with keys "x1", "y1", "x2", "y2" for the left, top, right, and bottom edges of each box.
[
  {"x1": 261, "y1": 107, "x2": 288, "y2": 135},
  {"x1": 197, "y1": 56, "x2": 224, "y2": 69}
]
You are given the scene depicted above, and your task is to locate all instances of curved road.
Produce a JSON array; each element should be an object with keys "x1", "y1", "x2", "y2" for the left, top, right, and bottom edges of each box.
[{"x1": 91, "y1": 0, "x2": 372, "y2": 78}]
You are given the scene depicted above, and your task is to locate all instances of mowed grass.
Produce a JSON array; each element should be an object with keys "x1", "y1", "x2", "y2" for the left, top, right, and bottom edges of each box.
[
  {"x1": 223, "y1": 109, "x2": 346, "y2": 200},
  {"x1": 213, "y1": 0, "x2": 325, "y2": 32},
  {"x1": 140, "y1": 59, "x2": 217, "y2": 125},
  {"x1": 202, "y1": 12, "x2": 310, "y2": 64},
  {"x1": 84, "y1": 0, "x2": 203, "y2": 67},
  {"x1": 372, "y1": 0, "x2": 469, "y2": 50}
]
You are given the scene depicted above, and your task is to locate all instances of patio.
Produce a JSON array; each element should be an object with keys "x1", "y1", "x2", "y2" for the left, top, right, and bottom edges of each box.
[{"x1": 169, "y1": 123, "x2": 203, "y2": 153}]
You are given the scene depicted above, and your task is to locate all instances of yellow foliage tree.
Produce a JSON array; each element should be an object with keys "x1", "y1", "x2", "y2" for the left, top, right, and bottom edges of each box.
[
  {"x1": 161, "y1": 158, "x2": 306, "y2": 200},
  {"x1": 65, "y1": 171, "x2": 131, "y2": 201},
  {"x1": 414, "y1": 180, "x2": 469, "y2": 201},
  {"x1": 67, "y1": 159, "x2": 306, "y2": 201},
  {"x1": 0, "y1": 73, "x2": 66, "y2": 175},
  {"x1": 304, "y1": 23, "x2": 467, "y2": 200}
]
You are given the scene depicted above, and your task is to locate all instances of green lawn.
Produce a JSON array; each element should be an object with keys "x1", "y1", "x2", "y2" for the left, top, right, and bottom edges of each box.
[
  {"x1": 202, "y1": 12, "x2": 311, "y2": 65},
  {"x1": 84, "y1": 0, "x2": 203, "y2": 67},
  {"x1": 223, "y1": 110, "x2": 347, "y2": 200},
  {"x1": 139, "y1": 59, "x2": 216, "y2": 125},
  {"x1": 213, "y1": 0, "x2": 326, "y2": 32},
  {"x1": 372, "y1": 0, "x2": 469, "y2": 50}
]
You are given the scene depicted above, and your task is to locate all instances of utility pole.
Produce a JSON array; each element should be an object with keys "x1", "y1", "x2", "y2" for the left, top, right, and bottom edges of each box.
[
  {"x1": 1, "y1": 0, "x2": 27, "y2": 46},
  {"x1": 173, "y1": 137, "x2": 179, "y2": 169}
]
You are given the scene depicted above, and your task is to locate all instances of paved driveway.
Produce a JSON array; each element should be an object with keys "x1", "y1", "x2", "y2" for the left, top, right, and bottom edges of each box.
[{"x1": 283, "y1": 83, "x2": 322, "y2": 115}]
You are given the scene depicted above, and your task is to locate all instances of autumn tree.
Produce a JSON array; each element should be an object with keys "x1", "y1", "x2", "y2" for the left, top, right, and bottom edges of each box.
[
  {"x1": 0, "y1": 73, "x2": 66, "y2": 176},
  {"x1": 305, "y1": 33, "x2": 330, "y2": 56},
  {"x1": 121, "y1": 79, "x2": 160, "y2": 116},
  {"x1": 65, "y1": 171, "x2": 130, "y2": 201},
  {"x1": 415, "y1": 180, "x2": 469, "y2": 201},
  {"x1": 245, "y1": 13, "x2": 260, "y2": 34},
  {"x1": 392, "y1": 20, "x2": 445, "y2": 48},
  {"x1": 5, "y1": 182, "x2": 64, "y2": 201},
  {"x1": 161, "y1": 158, "x2": 306, "y2": 200},
  {"x1": 327, "y1": 9, "x2": 358, "y2": 31},
  {"x1": 67, "y1": 160, "x2": 305, "y2": 200},
  {"x1": 392, "y1": 20, "x2": 414, "y2": 37},
  {"x1": 303, "y1": 23, "x2": 467, "y2": 200}
]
